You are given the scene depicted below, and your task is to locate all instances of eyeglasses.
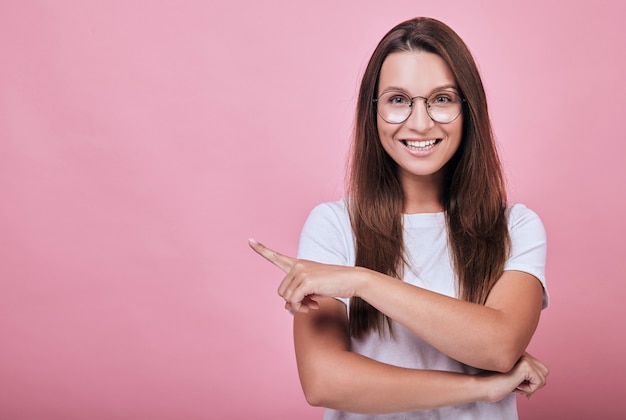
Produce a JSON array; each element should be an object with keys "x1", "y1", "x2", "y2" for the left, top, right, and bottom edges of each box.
[{"x1": 374, "y1": 90, "x2": 465, "y2": 124}]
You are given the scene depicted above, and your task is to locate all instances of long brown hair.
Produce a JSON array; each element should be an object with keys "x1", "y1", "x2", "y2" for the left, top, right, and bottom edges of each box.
[{"x1": 347, "y1": 17, "x2": 510, "y2": 338}]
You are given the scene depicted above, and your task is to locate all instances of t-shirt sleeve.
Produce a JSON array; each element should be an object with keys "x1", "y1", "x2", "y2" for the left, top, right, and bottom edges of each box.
[
  {"x1": 297, "y1": 201, "x2": 353, "y2": 265},
  {"x1": 505, "y1": 204, "x2": 549, "y2": 309},
  {"x1": 297, "y1": 201, "x2": 354, "y2": 306}
]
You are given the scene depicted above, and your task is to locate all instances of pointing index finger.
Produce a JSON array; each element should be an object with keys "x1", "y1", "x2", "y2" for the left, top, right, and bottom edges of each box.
[{"x1": 248, "y1": 238, "x2": 295, "y2": 273}]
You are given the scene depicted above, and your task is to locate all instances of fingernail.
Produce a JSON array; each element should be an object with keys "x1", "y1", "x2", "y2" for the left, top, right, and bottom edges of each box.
[{"x1": 248, "y1": 238, "x2": 258, "y2": 245}]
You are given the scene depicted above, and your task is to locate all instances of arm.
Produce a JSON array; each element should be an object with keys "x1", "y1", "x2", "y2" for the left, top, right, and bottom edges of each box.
[
  {"x1": 356, "y1": 206, "x2": 547, "y2": 372},
  {"x1": 294, "y1": 296, "x2": 547, "y2": 413},
  {"x1": 250, "y1": 206, "x2": 547, "y2": 372},
  {"x1": 250, "y1": 238, "x2": 542, "y2": 372},
  {"x1": 353, "y1": 267, "x2": 543, "y2": 372}
]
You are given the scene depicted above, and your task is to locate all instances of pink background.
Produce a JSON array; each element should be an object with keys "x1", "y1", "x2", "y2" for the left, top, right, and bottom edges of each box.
[{"x1": 1, "y1": 1, "x2": 624, "y2": 419}]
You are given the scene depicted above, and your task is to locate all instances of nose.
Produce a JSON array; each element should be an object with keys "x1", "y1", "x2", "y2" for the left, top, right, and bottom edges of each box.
[{"x1": 405, "y1": 99, "x2": 435, "y2": 132}]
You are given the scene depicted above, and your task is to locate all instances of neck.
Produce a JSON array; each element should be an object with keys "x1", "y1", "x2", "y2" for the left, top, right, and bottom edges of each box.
[{"x1": 401, "y1": 172, "x2": 445, "y2": 214}]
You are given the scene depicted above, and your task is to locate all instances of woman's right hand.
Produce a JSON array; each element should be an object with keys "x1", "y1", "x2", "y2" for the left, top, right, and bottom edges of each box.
[
  {"x1": 248, "y1": 238, "x2": 364, "y2": 313},
  {"x1": 483, "y1": 352, "x2": 549, "y2": 402}
]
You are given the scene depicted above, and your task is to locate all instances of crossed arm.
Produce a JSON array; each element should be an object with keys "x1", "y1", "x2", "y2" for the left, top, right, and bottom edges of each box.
[
  {"x1": 294, "y1": 296, "x2": 546, "y2": 413},
  {"x1": 249, "y1": 239, "x2": 549, "y2": 412},
  {"x1": 351, "y1": 266, "x2": 544, "y2": 372}
]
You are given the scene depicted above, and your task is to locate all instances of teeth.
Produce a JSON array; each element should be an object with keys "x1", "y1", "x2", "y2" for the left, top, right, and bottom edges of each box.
[{"x1": 405, "y1": 139, "x2": 437, "y2": 149}]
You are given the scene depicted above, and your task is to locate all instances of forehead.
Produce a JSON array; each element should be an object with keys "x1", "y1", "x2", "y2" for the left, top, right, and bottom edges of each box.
[{"x1": 378, "y1": 51, "x2": 457, "y2": 95}]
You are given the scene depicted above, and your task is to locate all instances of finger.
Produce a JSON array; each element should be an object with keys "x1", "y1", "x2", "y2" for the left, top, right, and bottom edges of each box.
[
  {"x1": 277, "y1": 267, "x2": 296, "y2": 298},
  {"x1": 283, "y1": 288, "x2": 313, "y2": 314},
  {"x1": 525, "y1": 362, "x2": 548, "y2": 384},
  {"x1": 513, "y1": 389, "x2": 530, "y2": 398},
  {"x1": 285, "y1": 301, "x2": 308, "y2": 313},
  {"x1": 302, "y1": 295, "x2": 320, "y2": 310},
  {"x1": 522, "y1": 372, "x2": 546, "y2": 394},
  {"x1": 523, "y1": 353, "x2": 550, "y2": 377},
  {"x1": 535, "y1": 361, "x2": 549, "y2": 378},
  {"x1": 248, "y1": 238, "x2": 295, "y2": 272},
  {"x1": 283, "y1": 279, "x2": 309, "y2": 313},
  {"x1": 284, "y1": 296, "x2": 320, "y2": 314}
]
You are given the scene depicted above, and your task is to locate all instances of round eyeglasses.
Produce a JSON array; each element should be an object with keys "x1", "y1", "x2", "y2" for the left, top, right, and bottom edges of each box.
[{"x1": 374, "y1": 90, "x2": 465, "y2": 124}]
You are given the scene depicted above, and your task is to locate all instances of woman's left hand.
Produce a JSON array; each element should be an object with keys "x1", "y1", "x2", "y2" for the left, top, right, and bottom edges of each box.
[
  {"x1": 482, "y1": 352, "x2": 549, "y2": 402},
  {"x1": 248, "y1": 239, "x2": 361, "y2": 313}
]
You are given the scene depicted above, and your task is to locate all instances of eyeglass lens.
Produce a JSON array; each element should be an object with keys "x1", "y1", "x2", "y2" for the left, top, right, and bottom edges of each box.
[{"x1": 376, "y1": 90, "x2": 462, "y2": 124}]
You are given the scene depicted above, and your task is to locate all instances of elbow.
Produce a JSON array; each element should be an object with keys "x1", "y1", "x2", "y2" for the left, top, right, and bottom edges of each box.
[
  {"x1": 491, "y1": 356, "x2": 518, "y2": 373},
  {"x1": 301, "y1": 374, "x2": 332, "y2": 408},
  {"x1": 489, "y1": 346, "x2": 525, "y2": 373},
  {"x1": 478, "y1": 330, "x2": 529, "y2": 373},
  {"x1": 303, "y1": 389, "x2": 325, "y2": 408},
  {"x1": 299, "y1": 362, "x2": 345, "y2": 408}
]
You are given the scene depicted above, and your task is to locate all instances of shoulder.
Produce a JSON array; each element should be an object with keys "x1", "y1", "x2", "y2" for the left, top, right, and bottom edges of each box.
[
  {"x1": 303, "y1": 199, "x2": 351, "y2": 230},
  {"x1": 507, "y1": 203, "x2": 543, "y2": 224},
  {"x1": 298, "y1": 199, "x2": 355, "y2": 265},
  {"x1": 308, "y1": 199, "x2": 349, "y2": 217},
  {"x1": 507, "y1": 204, "x2": 546, "y2": 238}
]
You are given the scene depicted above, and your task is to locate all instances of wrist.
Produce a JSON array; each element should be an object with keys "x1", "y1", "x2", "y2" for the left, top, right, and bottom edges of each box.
[
  {"x1": 352, "y1": 266, "x2": 375, "y2": 299},
  {"x1": 476, "y1": 375, "x2": 494, "y2": 403},
  {"x1": 474, "y1": 373, "x2": 507, "y2": 403}
]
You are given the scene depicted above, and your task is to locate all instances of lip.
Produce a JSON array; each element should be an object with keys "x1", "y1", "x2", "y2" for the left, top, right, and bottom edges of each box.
[{"x1": 400, "y1": 138, "x2": 442, "y2": 156}]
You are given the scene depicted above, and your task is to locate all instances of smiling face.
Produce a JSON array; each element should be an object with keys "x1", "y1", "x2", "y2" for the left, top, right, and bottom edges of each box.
[{"x1": 376, "y1": 51, "x2": 463, "y2": 190}]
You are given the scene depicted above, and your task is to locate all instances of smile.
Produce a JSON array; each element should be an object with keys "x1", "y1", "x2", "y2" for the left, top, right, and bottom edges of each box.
[{"x1": 402, "y1": 139, "x2": 440, "y2": 151}]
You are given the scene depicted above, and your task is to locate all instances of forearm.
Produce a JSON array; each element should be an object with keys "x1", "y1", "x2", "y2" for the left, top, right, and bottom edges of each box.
[
  {"x1": 298, "y1": 349, "x2": 489, "y2": 413},
  {"x1": 355, "y1": 268, "x2": 542, "y2": 371},
  {"x1": 294, "y1": 298, "x2": 495, "y2": 413}
]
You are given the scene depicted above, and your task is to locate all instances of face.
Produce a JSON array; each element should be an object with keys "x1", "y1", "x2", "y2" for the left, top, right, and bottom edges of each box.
[{"x1": 376, "y1": 51, "x2": 463, "y2": 186}]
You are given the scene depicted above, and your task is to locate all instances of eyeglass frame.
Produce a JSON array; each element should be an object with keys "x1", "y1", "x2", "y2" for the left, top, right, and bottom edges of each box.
[{"x1": 373, "y1": 89, "x2": 466, "y2": 125}]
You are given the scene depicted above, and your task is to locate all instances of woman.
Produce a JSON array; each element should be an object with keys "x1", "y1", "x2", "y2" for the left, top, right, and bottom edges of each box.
[{"x1": 250, "y1": 17, "x2": 549, "y2": 419}]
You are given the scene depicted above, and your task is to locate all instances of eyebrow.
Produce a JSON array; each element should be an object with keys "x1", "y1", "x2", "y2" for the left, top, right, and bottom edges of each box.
[{"x1": 379, "y1": 84, "x2": 459, "y2": 96}]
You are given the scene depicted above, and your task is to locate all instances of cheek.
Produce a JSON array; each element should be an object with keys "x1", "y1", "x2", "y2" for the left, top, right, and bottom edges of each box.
[
  {"x1": 376, "y1": 125, "x2": 397, "y2": 157},
  {"x1": 448, "y1": 118, "x2": 463, "y2": 145},
  {"x1": 376, "y1": 116, "x2": 385, "y2": 137},
  {"x1": 376, "y1": 117, "x2": 396, "y2": 141}
]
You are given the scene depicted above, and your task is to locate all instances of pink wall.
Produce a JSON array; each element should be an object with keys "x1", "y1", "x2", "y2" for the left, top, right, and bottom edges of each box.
[{"x1": 1, "y1": 1, "x2": 624, "y2": 418}]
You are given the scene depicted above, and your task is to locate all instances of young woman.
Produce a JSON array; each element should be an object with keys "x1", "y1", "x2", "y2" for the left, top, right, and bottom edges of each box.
[{"x1": 250, "y1": 17, "x2": 549, "y2": 419}]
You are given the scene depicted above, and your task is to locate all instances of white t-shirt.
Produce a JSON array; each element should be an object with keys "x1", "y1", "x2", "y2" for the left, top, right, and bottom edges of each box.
[{"x1": 297, "y1": 199, "x2": 548, "y2": 420}]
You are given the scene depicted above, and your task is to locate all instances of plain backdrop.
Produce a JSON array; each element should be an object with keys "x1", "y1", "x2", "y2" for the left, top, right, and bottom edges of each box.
[{"x1": 1, "y1": 1, "x2": 625, "y2": 419}]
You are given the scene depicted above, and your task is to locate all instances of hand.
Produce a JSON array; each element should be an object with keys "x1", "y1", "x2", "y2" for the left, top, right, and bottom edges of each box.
[
  {"x1": 248, "y1": 239, "x2": 361, "y2": 313},
  {"x1": 484, "y1": 352, "x2": 549, "y2": 402},
  {"x1": 511, "y1": 352, "x2": 549, "y2": 399}
]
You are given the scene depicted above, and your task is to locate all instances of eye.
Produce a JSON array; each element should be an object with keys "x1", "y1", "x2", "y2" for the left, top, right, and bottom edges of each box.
[
  {"x1": 429, "y1": 91, "x2": 458, "y2": 106},
  {"x1": 385, "y1": 93, "x2": 411, "y2": 106},
  {"x1": 432, "y1": 94, "x2": 451, "y2": 104}
]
